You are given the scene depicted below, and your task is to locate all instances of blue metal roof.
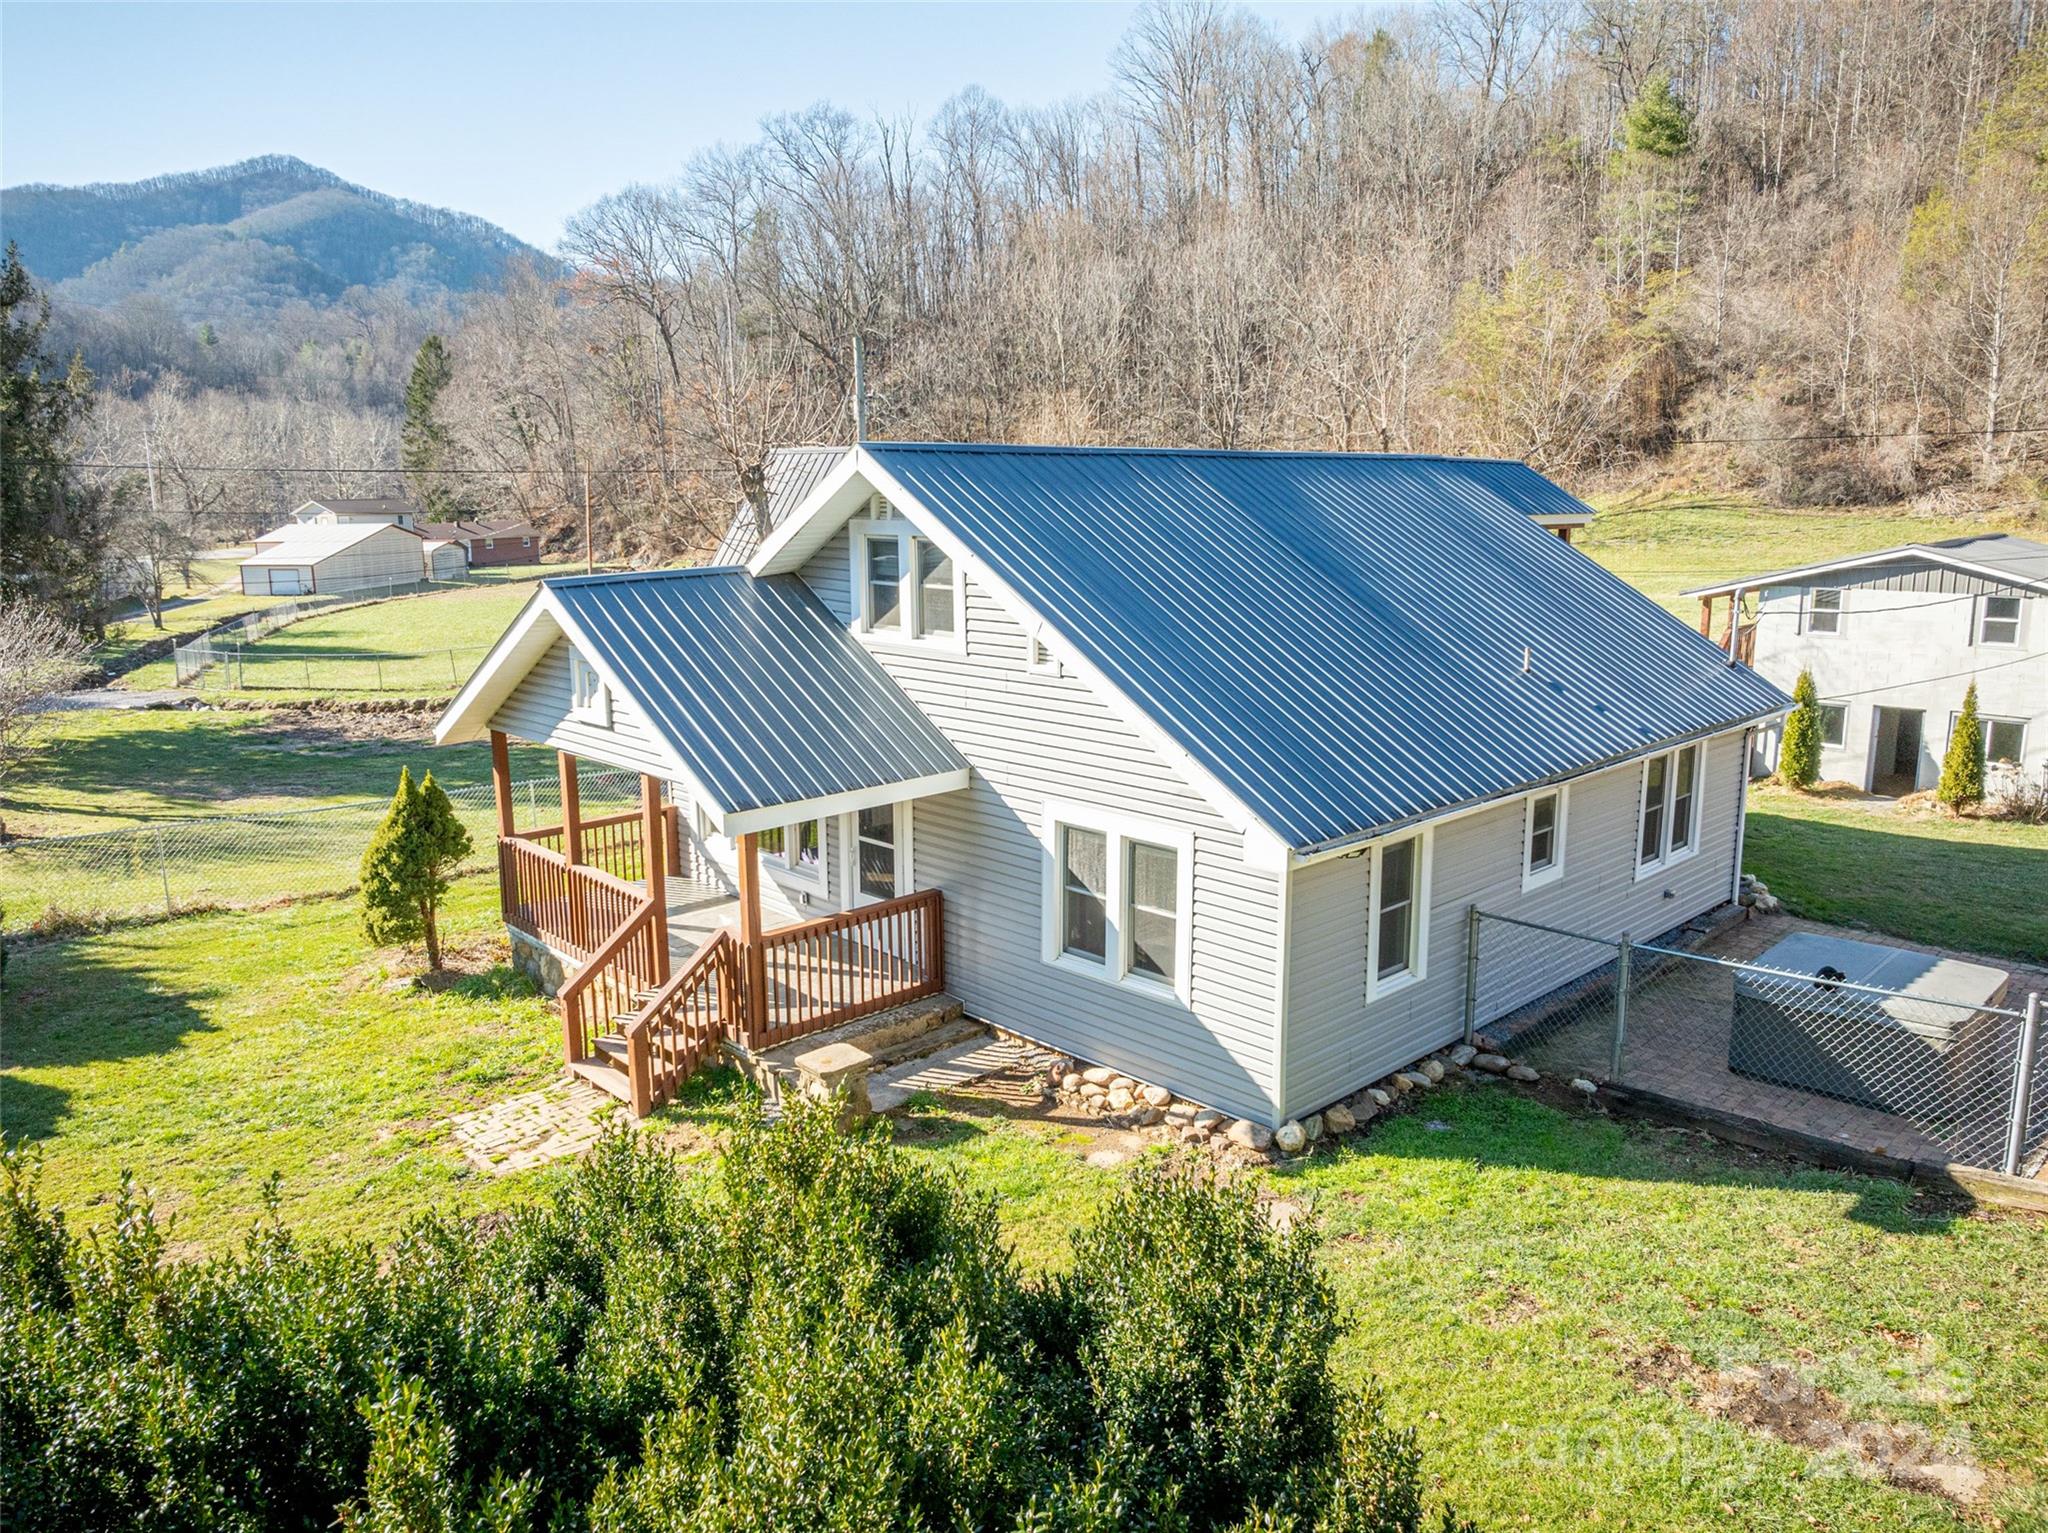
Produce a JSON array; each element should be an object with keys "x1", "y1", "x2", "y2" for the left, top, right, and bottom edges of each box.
[
  {"x1": 547, "y1": 567, "x2": 965, "y2": 817},
  {"x1": 713, "y1": 445, "x2": 847, "y2": 565},
  {"x1": 864, "y1": 443, "x2": 1789, "y2": 851}
]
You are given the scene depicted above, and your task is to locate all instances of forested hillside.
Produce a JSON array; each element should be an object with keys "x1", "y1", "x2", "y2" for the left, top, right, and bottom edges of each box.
[{"x1": 28, "y1": 3, "x2": 2048, "y2": 569}]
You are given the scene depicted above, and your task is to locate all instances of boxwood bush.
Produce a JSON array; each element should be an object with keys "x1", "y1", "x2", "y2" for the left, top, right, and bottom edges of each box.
[{"x1": 1, "y1": 1102, "x2": 1471, "y2": 1532}]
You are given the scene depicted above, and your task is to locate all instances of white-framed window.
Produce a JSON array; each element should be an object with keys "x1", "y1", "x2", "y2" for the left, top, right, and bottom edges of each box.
[
  {"x1": 850, "y1": 801, "x2": 912, "y2": 904},
  {"x1": 569, "y1": 651, "x2": 611, "y2": 727},
  {"x1": 484, "y1": 538, "x2": 496, "y2": 551},
  {"x1": 1805, "y1": 587, "x2": 1842, "y2": 634},
  {"x1": 1521, "y1": 787, "x2": 1567, "y2": 892},
  {"x1": 1636, "y1": 742, "x2": 1704, "y2": 875},
  {"x1": 1041, "y1": 803, "x2": 1193, "y2": 1001},
  {"x1": 520, "y1": 536, "x2": 532, "y2": 548},
  {"x1": 1950, "y1": 712, "x2": 2027, "y2": 766},
  {"x1": 1977, "y1": 594, "x2": 2022, "y2": 647},
  {"x1": 1818, "y1": 703, "x2": 1848, "y2": 749},
  {"x1": 1366, "y1": 829, "x2": 1433, "y2": 1001},
  {"x1": 854, "y1": 523, "x2": 966, "y2": 649},
  {"x1": 759, "y1": 818, "x2": 824, "y2": 890}
]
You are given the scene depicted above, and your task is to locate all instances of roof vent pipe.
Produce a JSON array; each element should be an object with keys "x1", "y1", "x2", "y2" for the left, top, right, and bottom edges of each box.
[{"x1": 1521, "y1": 646, "x2": 1532, "y2": 674}]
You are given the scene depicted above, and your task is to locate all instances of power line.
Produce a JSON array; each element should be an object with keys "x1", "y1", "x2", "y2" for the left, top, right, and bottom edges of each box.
[
  {"x1": 70, "y1": 461, "x2": 733, "y2": 478},
  {"x1": 1806, "y1": 645, "x2": 2042, "y2": 701},
  {"x1": 1669, "y1": 422, "x2": 2048, "y2": 447}
]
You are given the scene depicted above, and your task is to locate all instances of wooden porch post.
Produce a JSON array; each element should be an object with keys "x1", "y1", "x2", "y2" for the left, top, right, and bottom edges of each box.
[
  {"x1": 640, "y1": 775, "x2": 671, "y2": 983},
  {"x1": 489, "y1": 730, "x2": 515, "y2": 838},
  {"x1": 1697, "y1": 596, "x2": 1713, "y2": 638},
  {"x1": 735, "y1": 831, "x2": 768, "y2": 1046},
  {"x1": 558, "y1": 752, "x2": 583, "y2": 865}
]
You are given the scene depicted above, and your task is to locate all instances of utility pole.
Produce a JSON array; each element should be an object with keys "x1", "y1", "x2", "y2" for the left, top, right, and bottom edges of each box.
[
  {"x1": 583, "y1": 470, "x2": 593, "y2": 575},
  {"x1": 852, "y1": 332, "x2": 868, "y2": 443}
]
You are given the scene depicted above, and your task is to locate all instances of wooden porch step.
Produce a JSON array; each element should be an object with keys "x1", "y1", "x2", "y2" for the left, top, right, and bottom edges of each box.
[{"x1": 567, "y1": 1056, "x2": 634, "y2": 1103}]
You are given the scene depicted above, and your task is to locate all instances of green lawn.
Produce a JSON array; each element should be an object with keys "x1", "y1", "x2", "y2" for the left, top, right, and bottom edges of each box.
[
  {"x1": 1578, "y1": 494, "x2": 2037, "y2": 618},
  {"x1": 1744, "y1": 785, "x2": 2048, "y2": 964},
  {"x1": 6, "y1": 705, "x2": 559, "y2": 840},
  {"x1": 5, "y1": 888, "x2": 2042, "y2": 1528},
  {"x1": 115, "y1": 577, "x2": 545, "y2": 696}
]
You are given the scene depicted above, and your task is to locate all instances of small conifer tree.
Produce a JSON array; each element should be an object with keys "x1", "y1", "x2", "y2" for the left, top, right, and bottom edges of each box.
[
  {"x1": 1938, "y1": 682, "x2": 1986, "y2": 809},
  {"x1": 1778, "y1": 669, "x2": 1823, "y2": 789},
  {"x1": 360, "y1": 767, "x2": 473, "y2": 968}
]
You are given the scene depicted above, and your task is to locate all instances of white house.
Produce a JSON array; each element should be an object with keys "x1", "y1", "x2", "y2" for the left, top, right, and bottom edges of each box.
[
  {"x1": 238, "y1": 522, "x2": 430, "y2": 596},
  {"x1": 437, "y1": 443, "x2": 1785, "y2": 1126},
  {"x1": 288, "y1": 496, "x2": 420, "y2": 529},
  {"x1": 1687, "y1": 535, "x2": 2046, "y2": 794}
]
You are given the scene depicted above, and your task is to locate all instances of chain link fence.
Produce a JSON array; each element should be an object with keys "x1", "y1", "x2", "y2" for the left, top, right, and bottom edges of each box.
[
  {"x1": 1, "y1": 768, "x2": 640, "y2": 934},
  {"x1": 1467, "y1": 908, "x2": 2045, "y2": 1177},
  {"x1": 186, "y1": 643, "x2": 496, "y2": 693},
  {"x1": 172, "y1": 576, "x2": 473, "y2": 685}
]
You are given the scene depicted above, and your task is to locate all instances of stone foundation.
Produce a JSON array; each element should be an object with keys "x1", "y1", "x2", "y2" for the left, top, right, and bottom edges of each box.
[{"x1": 507, "y1": 926, "x2": 576, "y2": 997}]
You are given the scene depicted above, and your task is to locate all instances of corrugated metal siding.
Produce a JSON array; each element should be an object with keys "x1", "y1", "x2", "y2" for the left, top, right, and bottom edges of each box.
[
  {"x1": 799, "y1": 525, "x2": 1285, "y2": 1124},
  {"x1": 488, "y1": 636, "x2": 679, "y2": 780},
  {"x1": 1282, "y1": 729, "x2": 1747, "y2": 1117},
  {"x1": 713, "y1": 446, "x2": 847, "y2": 565},
  {"x1": 1797, "y1": 565, "x2": 2043, "y2": 598},
  {"x1": 865, "y1": 443, "x2": 1786, "y2": 850},
  {"x1": 548, "y1": 569, "x2": 965, "y2": 816}
]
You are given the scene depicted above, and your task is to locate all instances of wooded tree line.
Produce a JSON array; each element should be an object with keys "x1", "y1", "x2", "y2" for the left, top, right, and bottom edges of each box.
[{"x1": 36, "y1": 0, "x2": 2048, "y2": 575}]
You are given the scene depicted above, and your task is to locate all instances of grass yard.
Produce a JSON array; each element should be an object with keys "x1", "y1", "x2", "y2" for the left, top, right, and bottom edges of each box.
[
  {"x1": 114, "y1": 577, "x2": 544, "y2": 696},
  {"x1": 6, "y1": 705, "x2": 560, "y2": 839},
  {"x1": 4, "y1": 889, "x2": 2042, "y2": 1529},
  {"x1": 1743, "y1": 784, "x2": 2048, "y2": 964},
  {"x1": 1578, "y1": 494, "x2": 2038, "y2": 618}
]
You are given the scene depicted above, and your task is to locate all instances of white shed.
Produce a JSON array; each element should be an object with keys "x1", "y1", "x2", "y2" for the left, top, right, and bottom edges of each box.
[{"x1": 238, "y1": 523, "x2": 429, "y2": 596}]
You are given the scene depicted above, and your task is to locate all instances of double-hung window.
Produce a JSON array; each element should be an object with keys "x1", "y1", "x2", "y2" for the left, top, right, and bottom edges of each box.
[
  {"x1": 1977, "y1": 595, "x2": 2021, "y2": 647},
  {"x1": 1806, "y1": 588, "x2": 1842, "y2": 634},
  {"x1": 1521, "y1": 787, "x2": 1567, "y2": 892},
  {"x1": 1637, "y1": 742, "x2": 1704, "y2": 874},
  {"x1": 1367, "y1": 830, "x2": 1432, "y2": 1000},
  {"x1": 759, "y1": 818, "x2": 824, "y2": 889},
  {"x1": 1044, "y1": 806, "x2": 1192, "y2": 999},
  {"x1": 856, "y1": 520, "x2": 965, "y2": 647}
]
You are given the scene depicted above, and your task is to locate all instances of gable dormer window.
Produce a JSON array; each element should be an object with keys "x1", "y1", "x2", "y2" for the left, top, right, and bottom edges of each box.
[
  {"x1": 569, "y1": 651, "x2": 611, "y2": 727},
  {"x1": 855, "y1": 525, "x2": 965, "y2": 648}
]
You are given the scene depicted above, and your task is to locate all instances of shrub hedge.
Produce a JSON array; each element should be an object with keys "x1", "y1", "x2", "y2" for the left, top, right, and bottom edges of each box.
[{"x1": 1, "y1": 1103, "x2": 1471, "y2": 1532}]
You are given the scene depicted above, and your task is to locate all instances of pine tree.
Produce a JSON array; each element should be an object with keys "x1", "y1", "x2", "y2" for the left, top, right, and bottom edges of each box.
[
  {"x1": 1624, "y1": 74, "x2": 1693, "y2": 159},
  {"x1": 1778, "y1": 669, "x2": 1823, "y2": 789},
  {"x1": 401, "y1": 335, "x2": 457, "y2": 518},
  {"x1": 1938, "y1": 682, "x2": 1986, "y2": 810},
  {"x1": 1, "y1": 243, "x2": 112, "y2": 626},
  {"x1": 360, "y1": 767, "x2": 474, "y2": 969}
]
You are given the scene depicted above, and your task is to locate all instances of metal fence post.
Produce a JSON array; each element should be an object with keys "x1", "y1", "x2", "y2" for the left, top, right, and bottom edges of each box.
[
  {"x1": 1462, "y1": 904, "x2": 1480, "y2": 1045},
  {"x1": 154, "y1": 825, "x2": 174, "y2": 917},
  {"x1": 2003, "y1": 991, "x2": 2041, "y2": 1178},
  {"x1": 1610, "y1": 933, "x2": 1632, "y2": 1079}
]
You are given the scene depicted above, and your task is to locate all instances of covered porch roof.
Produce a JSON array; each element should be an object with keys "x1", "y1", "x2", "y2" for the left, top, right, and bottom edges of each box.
[{"x1": 435, "y1": 568, "x2": 969, "y2": 834}]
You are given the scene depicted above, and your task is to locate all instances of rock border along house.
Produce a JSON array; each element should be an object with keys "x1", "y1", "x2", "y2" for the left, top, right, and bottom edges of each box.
[{"x1": 437, "y1": 443, "x2": 1787, "y2": 1126}]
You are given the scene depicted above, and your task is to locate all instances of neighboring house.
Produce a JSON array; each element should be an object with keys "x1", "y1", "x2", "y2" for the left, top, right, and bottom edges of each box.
[
  {"x1": 437, "y1": 444, "x2": 1784, "y2": 1127},
  {"x1": 238, "y1": 521, "x2": 429, "y2": 595},
  {"x1": 420, "y1": 518, "x2": 540, "y2": 567},
  {"x1": 1686, "y1": 535, "x2": 2046, "y2": 794},
  {"x1": 288, "y1": 496, "x2": 420, "y2": 529}
]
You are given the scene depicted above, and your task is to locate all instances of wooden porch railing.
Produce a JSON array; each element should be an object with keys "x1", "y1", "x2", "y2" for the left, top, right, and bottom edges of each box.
[
  {"x1": 621, "y1": 929, "x2": 738, "y2": 1112},
  {"x1": 519, "y1": 808, "x2": 657, "y2": 882},
  {"x1": 747, "y1": 889, "x2": 946, "y2": 1051},
  {"x1": 559, "y1": 898, "x2": 664, "y2": 1072},
  {"x1": 500, "y1": 837, "x2": 651, "y2": 960}
]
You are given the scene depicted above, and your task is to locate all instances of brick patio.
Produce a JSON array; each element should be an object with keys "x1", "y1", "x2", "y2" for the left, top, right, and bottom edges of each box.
[
  {"x1": 1512, "y1": 912, "x2": 2046, "y2": 1172},
  {"x1": 447, "y1": 1078, "x2": 625, "y2": 1174}
]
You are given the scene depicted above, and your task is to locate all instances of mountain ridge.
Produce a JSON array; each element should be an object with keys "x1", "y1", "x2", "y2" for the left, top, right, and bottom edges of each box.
[{"x1": 0, "y1": 155, "x2": 547, "y2": 319}]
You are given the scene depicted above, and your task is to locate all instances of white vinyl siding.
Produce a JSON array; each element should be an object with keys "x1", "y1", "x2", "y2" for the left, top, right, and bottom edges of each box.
[
  {"x1": 1281, "y1": 729, "x2": 1747, "y2": 1120},
  {"x1": 800, "y1": 520, "x2": 1284, "y2": 1125},
  {"x1": 486, "y1": 636, "x2": 675, "y2": 781}
]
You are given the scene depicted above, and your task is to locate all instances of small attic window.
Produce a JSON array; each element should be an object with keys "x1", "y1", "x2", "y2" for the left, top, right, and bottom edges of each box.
[{"x1": 570, "y1": 651, "x2": 611, "y2": 727}]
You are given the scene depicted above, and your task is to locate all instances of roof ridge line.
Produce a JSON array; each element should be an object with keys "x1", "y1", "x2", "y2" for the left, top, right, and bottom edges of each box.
[{"x1": 864, "y1": 440, "x2": 1530, "y2": 466}]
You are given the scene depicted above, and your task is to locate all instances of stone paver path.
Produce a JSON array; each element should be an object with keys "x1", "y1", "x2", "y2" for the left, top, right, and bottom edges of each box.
[{"x1": 448, "y1": 1078, "x2": 623, "y2": 1174}]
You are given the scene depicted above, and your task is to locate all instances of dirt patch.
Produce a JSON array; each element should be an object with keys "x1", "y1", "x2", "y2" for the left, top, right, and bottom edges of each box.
[
  {"x1": 251, "y1": 706, "x2": 439, "y2": 751},
  {"x1": 1630, "y1": 1342, "x2": 1987, "y2": 1506},
  {"x1": 1478, "y1": 1285, "x2": 1547, "y2": 1328}
]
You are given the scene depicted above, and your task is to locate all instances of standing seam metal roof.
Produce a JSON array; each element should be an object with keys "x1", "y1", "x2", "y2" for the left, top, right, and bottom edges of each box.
[
  {"x1": 713, "y1": 445, "x2": 848, "y2": 565},
  {"x1": 862, "y1": 443, "x2": 1789, "y2": 850},
  {"x1": 546, "y1": 567, "x2": 964, "y2": 817}
]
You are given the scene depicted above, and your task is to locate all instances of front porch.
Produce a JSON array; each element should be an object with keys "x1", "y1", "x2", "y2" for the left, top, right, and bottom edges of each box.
[{"x1": 485, "y1": 731, "x2": 948, "y2": 1115}]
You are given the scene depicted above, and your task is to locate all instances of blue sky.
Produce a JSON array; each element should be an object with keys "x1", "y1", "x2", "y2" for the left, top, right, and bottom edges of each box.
[{"x1": 2, "y1": 1, "x2": 1355, "y2": 250}]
